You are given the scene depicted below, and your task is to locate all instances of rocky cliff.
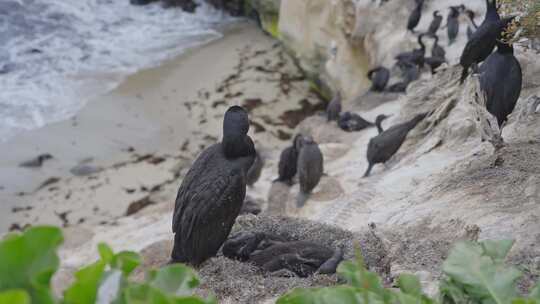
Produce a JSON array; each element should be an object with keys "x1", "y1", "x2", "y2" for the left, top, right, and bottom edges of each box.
[{"x1": 253, "y1": 0, "x2": 540, "y2": 295}]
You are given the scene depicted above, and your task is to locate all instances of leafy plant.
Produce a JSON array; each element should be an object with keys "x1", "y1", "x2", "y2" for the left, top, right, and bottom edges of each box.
[
  {"x1": 277, "y1": 241, "x2": 540, "y2": 304},
  {"x1": 0, "y1": 226, "x2": 215, "y2": 304}
]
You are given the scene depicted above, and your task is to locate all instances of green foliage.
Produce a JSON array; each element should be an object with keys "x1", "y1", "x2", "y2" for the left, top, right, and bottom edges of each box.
[
  {"x1": 0, "y1": 290, "x2": 31, "y2": 304},
  {"x1": 440, "y1": 240, "x2": 521, "y2": 304},
  {"x1": 0, "y1": 226, "x2": 63, "y2": 304},
  {"x1": 277, "y1": 240, "x2": 540, "y2": 304},
  {"x1": 0, "y1": 227, "x2": 214, "y2": 304}
]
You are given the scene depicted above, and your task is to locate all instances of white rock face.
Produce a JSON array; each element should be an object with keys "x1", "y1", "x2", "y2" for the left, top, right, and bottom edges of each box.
[{"x1": 277, "y1": 0, "x2": 540, "y2": 295}]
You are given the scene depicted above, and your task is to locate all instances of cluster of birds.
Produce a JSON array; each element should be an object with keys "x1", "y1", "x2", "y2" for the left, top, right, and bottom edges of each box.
[
  {"x1": 169, "y1": 0, "x2": 522, "y2": 276},
  {"x1": 170, "y1": 106, "x2": 336, "y2": 274}
]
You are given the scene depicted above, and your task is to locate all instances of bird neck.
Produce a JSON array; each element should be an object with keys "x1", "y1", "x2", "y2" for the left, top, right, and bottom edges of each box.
[
  {"x1": 222, "y1": 133, "x2": 254, "y2": 159},
  {"x1": 486, "y1": 0, "x2": 499, "y2": 20},
  {"x1": 497, "y1": 41, "x2": 514, "y2": 54},
  {"x1": 417, "y1": 35, "x2": 426, "y2": 51},
  {"x1": 375, "y1": 120, "x2": 384, "y2": 134}
]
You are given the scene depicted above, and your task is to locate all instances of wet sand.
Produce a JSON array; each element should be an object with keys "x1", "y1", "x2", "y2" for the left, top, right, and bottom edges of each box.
[{"x1": 0, "y1": 21, "x2": 321, "y2": 232}]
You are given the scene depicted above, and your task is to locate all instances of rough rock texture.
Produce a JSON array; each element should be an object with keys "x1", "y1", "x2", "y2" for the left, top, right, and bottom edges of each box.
[{"x1": 278, "y1": 0, "x2": 369, "y2": 100}]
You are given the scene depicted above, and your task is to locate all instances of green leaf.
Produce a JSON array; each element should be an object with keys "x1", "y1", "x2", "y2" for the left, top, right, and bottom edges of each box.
[
  {"x1": 63, "y1": 261, "x2": 106, "y2": 304},
  {"x1": 123, "y1": 283, "x2": 171, "y2": 304},
  {"x1": 147, "y1": 265, "x2": 200, "y2": 296},
  {"x1": 0, "y1": 290, "x2": 30, "y2": 304},
  {"x1": 442, "y1": 240, "x2": 522, "y2": 304},
  {"x1": 439, "y1": 278, "x2": 469, "y2": 304},
  {"x1": 111, "y1": 251, "x2": 141, "y2": 276},
  {"x1": 337, "y1": 261, "x2": 386, "y2": 298},
  {"x1": 98, "y1": 243, "x2": 114, "y2": 264},
  {"x1": 398, "y1": 274, "x2": 422, "y2": 297},
  {"x1": 511, "y1": 299, "x2": 538, "y2": 304},
  {"x1": 481, "y1": 240, "x2": 515, "y2": 263},
  {"x1": 0, "y1": 226, "x2": 63, "y2": 304},
  {"x1": 530, "y1": 281, "x2": 540, "y2": 301}
]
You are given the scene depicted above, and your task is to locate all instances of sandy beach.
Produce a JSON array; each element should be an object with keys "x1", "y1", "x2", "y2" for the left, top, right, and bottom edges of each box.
[{"x1": 0, "y1": 20, "x2": 322, "y2": 233}]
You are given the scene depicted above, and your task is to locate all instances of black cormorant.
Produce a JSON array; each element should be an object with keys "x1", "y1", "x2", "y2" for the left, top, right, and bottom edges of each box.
[
  {"x1": 427, "y1": 10, "x2": 443, "y2": 36},
  {"x1": 275, "y1": 134, "x2": 303, "y2": 185},
  {"x1": 297, "y1": 136, "x2": 324, "y2": 208},
  {"x1": 374, "y1": 114, "x2": 391, "y2": 134},
  {"x1": 398, "y1": 60, "x2": 420, "y2": 83},
  {"x1": 367, "y1": 67, "x2": 390, "y2": 92},
  {"x1": 431, "y1": 34, "x2": 446, "y2": 59},
  {"x1": 364, "y1": 113, "x2": 427, "y2": 177},
  {"x1": 459, "y1": 0, "x2": 506, "y2": 83},
  {"x1": 425, "y1": 56, "x2": 446, "y2": 74},
  {"x1": 396, "y1": 34, "x2": 426, "y2": 67},
  {"x1": 171, "y1": 106, "x2": 256, "y2": 265},
  {"x1": 387, "y1": 82, "x2": 409, "y2": 93},
  {"x1": 338, "y1": 112, "x2": 373, "y2": 132},
  {"x1": 326, "y1": 91, "x2": 342, "y2": 121},
  {"x1": 479, "y1": 40, "x2": 522, "y2": 129},
  {"x1": 223, "y1": 232, "x2": 343, "y2": 277},
  {"x1": 447, "y1": 6, "x2": 461, "y2": 45},
  {"x1": 246, "y1": 150, "x2": 264, "y2": 187},
  {"x1": 407, "y1": 0, "x2": 424, "y2": 32}
]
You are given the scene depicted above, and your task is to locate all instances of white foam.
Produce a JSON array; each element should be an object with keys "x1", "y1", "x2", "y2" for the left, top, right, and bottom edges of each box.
[{"x1": 0, "y1": 0, "x2": 232, "y2": 141}]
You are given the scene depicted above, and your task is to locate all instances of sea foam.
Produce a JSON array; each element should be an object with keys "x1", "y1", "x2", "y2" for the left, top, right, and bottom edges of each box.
[{"x1": 0, "y1": 0, "x2": 230, "y2": 141}]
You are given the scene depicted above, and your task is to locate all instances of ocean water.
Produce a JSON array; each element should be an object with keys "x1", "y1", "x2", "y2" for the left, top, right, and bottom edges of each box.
[{"x1": 0, "y1": 0, "x2": 231, "y2": 141}]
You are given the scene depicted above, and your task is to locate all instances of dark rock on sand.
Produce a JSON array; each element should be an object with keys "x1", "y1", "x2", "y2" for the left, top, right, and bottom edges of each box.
[
  {"x1": 126, "y1": 196, "x2": 157, "y2": 216},
  {"x1": 19, "y1": 153, "x2": 53, "y2": 168},
  {"x1": 69, "y1": 164, "x2": 103, "y2": 176}
]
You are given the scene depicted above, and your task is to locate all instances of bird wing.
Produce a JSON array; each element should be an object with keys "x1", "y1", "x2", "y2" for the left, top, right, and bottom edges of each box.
[
  {"x1": 172, "y1": 145, "x2": 219, "y2": 232},
  {"x1": 182, "y1": 167, "x2": 246, "y2": 264}
]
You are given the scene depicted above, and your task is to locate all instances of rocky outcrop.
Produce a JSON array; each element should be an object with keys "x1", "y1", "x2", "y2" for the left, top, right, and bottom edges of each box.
[{"x1": 278, "y1": 0, "x2": 369, "y2": 101}]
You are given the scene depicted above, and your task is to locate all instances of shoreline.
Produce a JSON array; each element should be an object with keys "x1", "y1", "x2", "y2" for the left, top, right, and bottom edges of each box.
[{"x1": 0, "y1": 20, "x2": 322, "y2": 233}]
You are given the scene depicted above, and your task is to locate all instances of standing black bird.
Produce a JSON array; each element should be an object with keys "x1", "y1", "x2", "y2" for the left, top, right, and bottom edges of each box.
[
  {"x1": 338, "y1": 112, "x2": 373, "y2": 132},
  {"x1": 459, "y1": 0, "x2": 505, "y2": 83},
  {"x1": 297, "y1": 136, "x2": 324, "y2": 208},
  {"x1": 374, "y1": 114, "x2": 391, "y2": 134},
  {"x1": 275, "y1": 134, "x2": 303, "y2": 185},
  {"x1": 427, "y1": 10, "x2": 443, "y2": 36},
  {"x1": 466, "y1": 9, "x2": 479, "y2": 40},
  {"x1": 171, "y1": 106, "x2": 255, "y2": 266},
  {"x1": 399, "y1": 60, "x2": 420, "y2": 83},
  {"x1": 246, "y1": 150, "x2": 265, "y2": 187},
  {"x1": 364, "y1": 113, "x2": 426, "y2": 177},
  {"x1": 479, "y1": 40, "x2": 522, "y2": 129},
  {"x1": 431, "y1": 34, "x2": 446, "y2": 59},
  {"x1": 407, "y1": 0, "x2": 425, "y2": 32},
  {"x1": 326, "y1": 91, "x2": 342, "y2": 121},
  {"x1": 367, "y1": 67, "x2": 390, "y2": 92},
  {"x1": 447, "y1": 6, "x2": 461, "y2": 45},
  {"x1": 396, "y1": 34, "x2": 426, "y2": 67}
]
